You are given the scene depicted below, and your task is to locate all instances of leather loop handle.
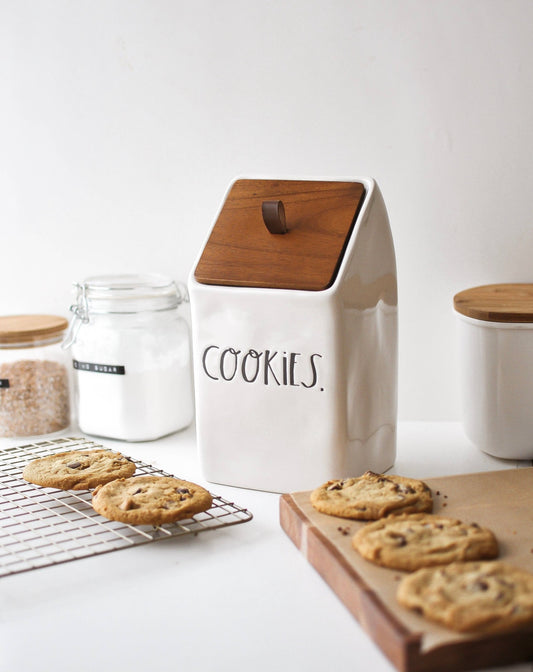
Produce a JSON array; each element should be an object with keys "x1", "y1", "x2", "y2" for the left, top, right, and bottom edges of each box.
[{"x1": 262, "y1": 200, "x2": 288, "y2": 234}]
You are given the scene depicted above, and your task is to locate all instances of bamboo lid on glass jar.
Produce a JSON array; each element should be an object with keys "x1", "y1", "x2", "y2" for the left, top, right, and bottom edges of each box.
[
  {"x1": 0, "y1": 315, "x2": 69, "y2": 347},
  {"x1": 453, "y1": 284, "x2": 533, "y2": 323}
]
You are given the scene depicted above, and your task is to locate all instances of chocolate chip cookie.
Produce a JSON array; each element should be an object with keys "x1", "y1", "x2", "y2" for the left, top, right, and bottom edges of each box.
[
  {"x1": 310, "y1": 471, "x2": 433, "y2": 520},
  {"x1": 352, "y1": 513, "x2": 498, "y2": 571},
  {"x1": 397, "y1": 561, "x2": 533, "y2": 633},
  {"x1": 22, "y1": 449, "x2": 136, "y2": 490},
  {"x1": 92, "y1": 475, "x2": 213, "y2": 526}
]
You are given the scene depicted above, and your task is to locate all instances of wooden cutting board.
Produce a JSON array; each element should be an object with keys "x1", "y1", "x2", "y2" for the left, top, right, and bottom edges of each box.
[{"x1": 280, "y1": 468, "x2": 533, "y2": 672}]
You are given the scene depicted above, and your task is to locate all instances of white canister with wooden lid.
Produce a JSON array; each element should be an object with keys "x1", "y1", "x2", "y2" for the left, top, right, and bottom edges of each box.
[
  {"x1": 454, "y1": 284, "x2": 533, "y2": 459},
  {"x1": 189, "y1": 177, "x2": 398, "y2": 492},
  {"x1": 0, "y1": 315, "x2": 71, "y2": 437}
]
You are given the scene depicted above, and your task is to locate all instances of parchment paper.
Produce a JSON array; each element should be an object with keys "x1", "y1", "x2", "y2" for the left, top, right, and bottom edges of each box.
[{"x1": 289, "y1": 468, "x2": 533, "y2": 653}]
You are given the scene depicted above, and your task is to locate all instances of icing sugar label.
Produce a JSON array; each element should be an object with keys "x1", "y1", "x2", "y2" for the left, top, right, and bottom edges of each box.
[{"x1": 73, "y1": 360, "x2": 126, "y2": 375}]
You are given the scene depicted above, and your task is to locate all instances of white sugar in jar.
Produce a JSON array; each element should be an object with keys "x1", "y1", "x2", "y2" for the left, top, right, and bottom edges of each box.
[{"x1": 64, "y1": 274, "x2": 194, "y2": 441}]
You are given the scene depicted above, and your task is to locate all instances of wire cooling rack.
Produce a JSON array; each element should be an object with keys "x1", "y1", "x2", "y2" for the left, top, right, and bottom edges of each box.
[{"x1": 0, "y1": 436, "x2": 253, "y2": 577}]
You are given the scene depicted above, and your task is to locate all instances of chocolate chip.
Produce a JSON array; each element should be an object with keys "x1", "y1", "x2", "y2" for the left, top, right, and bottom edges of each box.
[
  {"x1": 176, "y1": 488, "x2": 190, "y2": 495},
  {"x1": 67, "y1": 461, "x2": 81, "y2": 469},
  {"x1": 326, "y1": 482, "x2": 343, "y2": 491},
  {"x1": 388, "y1": 531, "x2": 407, "y2": 547}
]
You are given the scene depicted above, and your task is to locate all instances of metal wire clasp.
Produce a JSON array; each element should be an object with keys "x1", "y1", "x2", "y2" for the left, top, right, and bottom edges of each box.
[
  {"x1": 175, "y1": 281, "x2": 190, "y2": 305},
  {"x1": 61, "y1": 283, "x2": 90, "y2": 349}
]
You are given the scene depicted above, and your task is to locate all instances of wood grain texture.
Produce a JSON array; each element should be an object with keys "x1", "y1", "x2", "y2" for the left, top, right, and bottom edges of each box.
[
  {"x1": 280, "y1": 468, "x2": 533, "y2": 672},
  {"x1": 454, "y1": 284, "x2": 533, "y2": 322},
  {"x1": 194, "y1": 179, "x2": 366, "y2": 291},
  {"x1": 0, "y1": 315, "x2": 68, "y2": 344}
]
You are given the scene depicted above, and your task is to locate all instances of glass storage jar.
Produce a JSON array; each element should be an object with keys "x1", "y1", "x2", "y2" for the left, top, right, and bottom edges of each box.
[
  {"x1": 0, "y1": 315, "x2": 71, "y2": 437},
  {"x1": 64, "y1": 274, "x2": 194, "y2": 441}
]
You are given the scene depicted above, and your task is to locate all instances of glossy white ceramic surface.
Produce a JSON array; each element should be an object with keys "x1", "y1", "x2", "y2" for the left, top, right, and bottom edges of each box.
[
  {"x1": 456, "y1": 313, "x2": 533, "y2": 459},
  {"x1": 189, "y1": 177, "x2": 398, "y2": 492}
]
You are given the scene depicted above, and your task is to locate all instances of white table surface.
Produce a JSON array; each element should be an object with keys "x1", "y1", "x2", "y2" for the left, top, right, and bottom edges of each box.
[{"x1": 0, "y1": 421, "x2": 531, "y2": 672}]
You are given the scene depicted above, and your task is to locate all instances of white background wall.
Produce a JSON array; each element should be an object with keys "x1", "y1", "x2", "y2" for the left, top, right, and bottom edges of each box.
[{"x1": 2, "y1": 0, "x2": 532, "y2": 421}]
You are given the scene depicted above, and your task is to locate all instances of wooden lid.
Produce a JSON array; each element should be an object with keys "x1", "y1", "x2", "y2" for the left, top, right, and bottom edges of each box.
[
  {"x1": 453, "y1": 284, "x2": 533, "y2": 322},
  {"x1": 0, "y1": 315, "x2": 69, "y2": 345},
  {"x1": 194, "y1": 179, "x2": 366, "y2": 291}
]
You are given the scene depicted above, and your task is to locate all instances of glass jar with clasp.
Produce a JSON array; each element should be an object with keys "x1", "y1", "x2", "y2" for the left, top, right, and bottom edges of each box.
[{"x1": 63, "y1": 273, "x2": 194, "y2": 441}]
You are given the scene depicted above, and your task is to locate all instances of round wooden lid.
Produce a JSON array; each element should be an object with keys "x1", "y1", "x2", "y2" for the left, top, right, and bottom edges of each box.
[
  {"x1": 0, "y1": 315, "x2": 69, "y2": 345},
  {"x1": 453, "y1": 284, "x2": 533, "y2": 323}
]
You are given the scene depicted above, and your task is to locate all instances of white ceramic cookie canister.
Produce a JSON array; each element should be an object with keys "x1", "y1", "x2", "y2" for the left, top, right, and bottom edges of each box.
[
  {"x1": 454, "y1": 283, "x2": 533, "y2": 459},
  {"x1": 189, "y1": 177, "x2": 398, "y2": 492}
]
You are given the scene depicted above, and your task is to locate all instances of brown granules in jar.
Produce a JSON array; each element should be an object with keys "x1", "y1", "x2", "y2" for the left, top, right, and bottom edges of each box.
[{"x1": 0, "y1": 359, "x2": 70, "y2": 437}]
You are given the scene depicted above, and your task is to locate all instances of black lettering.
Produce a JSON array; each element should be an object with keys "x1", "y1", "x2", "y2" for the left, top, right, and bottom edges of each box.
[
  {"x1": 264, "y1": 350, "x2": 280, "y2": 386},
  {"x1": 282, "y1": 352, "x2": 288, "y2": 386},
  {"x1": 289, "y1": 353, "x2": 300, "y2": 386},
  {"x1": 301, "y1": 353, "x2": 322, "y2": 388},
  {"x1": 220, "y1": 348, "x2": 240, "y2": 381},
  {"x1": 202, "y1": 346, "x2": 219, "y2": 380},
  {"x1": 241, "y1": 350, "x2": 261, "y2": 383},
  {"x1": 201, "y1": 345, "x2": 323, "y2": 390}
]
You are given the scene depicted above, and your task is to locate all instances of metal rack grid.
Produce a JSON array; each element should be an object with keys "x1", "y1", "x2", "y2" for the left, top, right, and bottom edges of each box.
[{"x1": 0, "y1": 436, "x2": 253, "y2": 577}]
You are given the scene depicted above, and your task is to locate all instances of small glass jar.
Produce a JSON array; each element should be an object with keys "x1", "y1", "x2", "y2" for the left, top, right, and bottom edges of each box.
[
  {"x1": 64, "y1": 273, "x2": 194, "y2": 441},
  {"x1": 0, "y1": 315, "x2": 71, "y2": 437}
]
